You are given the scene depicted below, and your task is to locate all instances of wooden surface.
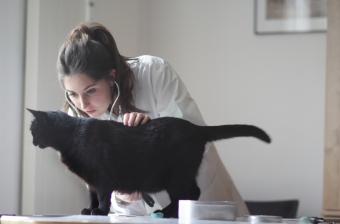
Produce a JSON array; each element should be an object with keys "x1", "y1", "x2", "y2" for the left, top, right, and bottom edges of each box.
[{"x1": 323, "y1": 0, "x2": 340, "y2": 218}]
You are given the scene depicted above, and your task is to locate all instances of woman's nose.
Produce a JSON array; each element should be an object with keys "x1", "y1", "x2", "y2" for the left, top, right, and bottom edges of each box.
[{"x1": 79, "y1": 96, "x2": 89, "y2": 109}]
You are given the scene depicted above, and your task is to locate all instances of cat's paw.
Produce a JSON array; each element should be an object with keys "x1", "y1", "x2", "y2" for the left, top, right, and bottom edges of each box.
[
  {"x1": 91, "y1": 208, "x2": 108, "y2": 216},
  {"x1": 81, "y1": 208, "x2": 92, "y2": 215}
]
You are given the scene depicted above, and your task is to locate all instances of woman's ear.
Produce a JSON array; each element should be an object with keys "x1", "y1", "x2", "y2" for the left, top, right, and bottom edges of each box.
[
  {"x1": 109, "y1": 69, "x2": 116, "y2": 86},
  {"x1": 110, "y1": 69, "x2": 116, "y2": 79}
]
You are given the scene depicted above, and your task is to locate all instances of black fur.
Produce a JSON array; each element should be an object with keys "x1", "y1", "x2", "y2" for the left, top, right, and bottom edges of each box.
[{"x1": 28, "y1": 109, "x2": 271, "y2": 217}]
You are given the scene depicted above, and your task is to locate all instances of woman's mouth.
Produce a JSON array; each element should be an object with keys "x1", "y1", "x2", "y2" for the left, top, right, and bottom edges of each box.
[{"x1": 85, "y1": 110, "x2": 96, "y2": 115}]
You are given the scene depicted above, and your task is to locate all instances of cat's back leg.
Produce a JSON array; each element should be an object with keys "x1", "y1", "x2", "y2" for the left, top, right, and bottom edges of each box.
[
  {"x1": 81, "y1": 188, "x2": 99, "y2": 215},
  {"x1": 89, "y1": 188, "x2": 112, "y2": 215},
  {"x1": 161, "y1": 181, "x2": 201, "y2": 218},
  {"x1": 159, "y1": 143, "x2": 205, "y2": 217}
]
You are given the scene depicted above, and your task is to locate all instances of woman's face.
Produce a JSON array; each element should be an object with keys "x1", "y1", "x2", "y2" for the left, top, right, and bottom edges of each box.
[{"x1": 63, "y1": 73, "x2": 113, "y2": 118}]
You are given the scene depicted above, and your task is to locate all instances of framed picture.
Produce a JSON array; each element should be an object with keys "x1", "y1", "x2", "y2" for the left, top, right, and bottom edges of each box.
[{"x1": 254, "y1": 0, "x2": 327, "y2": 34}]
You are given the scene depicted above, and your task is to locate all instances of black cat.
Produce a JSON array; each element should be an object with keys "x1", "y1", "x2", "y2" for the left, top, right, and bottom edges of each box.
[{"x1": 28, "y1": 109, "x2": 271, "y2": 217}]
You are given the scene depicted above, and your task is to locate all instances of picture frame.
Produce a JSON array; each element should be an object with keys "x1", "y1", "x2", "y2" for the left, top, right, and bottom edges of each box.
[{"x1": 254, "y1": 0, "x2": 327, "y2": 34}]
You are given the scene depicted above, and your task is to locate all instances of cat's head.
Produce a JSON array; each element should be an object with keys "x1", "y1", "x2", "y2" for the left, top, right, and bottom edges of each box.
[{"x1": 28, "y1": 109, "x2": 70, "y2": 149}]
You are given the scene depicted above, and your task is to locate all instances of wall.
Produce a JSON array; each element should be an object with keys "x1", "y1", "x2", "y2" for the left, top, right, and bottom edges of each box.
[
  {"x1": 21, "y1": 0, "x2": 325, "y2": 217},
  {"x1": 0, "y1": 0, "x2": 26, "y2": 214}
]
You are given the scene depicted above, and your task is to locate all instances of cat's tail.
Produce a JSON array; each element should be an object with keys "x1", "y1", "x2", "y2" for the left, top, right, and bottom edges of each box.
[{"x1": 201, "y1": 124, "x2": 271, "y2": 144}]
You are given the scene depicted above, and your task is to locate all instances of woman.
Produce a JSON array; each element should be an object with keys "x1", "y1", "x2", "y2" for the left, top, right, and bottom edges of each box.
[{"x1": 57, "y1": 22, "x2": 249, "y2": 217}]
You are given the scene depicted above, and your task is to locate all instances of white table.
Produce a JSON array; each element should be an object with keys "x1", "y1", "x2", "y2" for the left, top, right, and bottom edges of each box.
[{"x1": 0, "y1": 214, "x2": 250, "y2": 224}]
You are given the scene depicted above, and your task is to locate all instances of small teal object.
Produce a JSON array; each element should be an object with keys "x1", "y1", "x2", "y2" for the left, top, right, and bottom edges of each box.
[
  {"x1": 298, "y1": 216, "x2": 312, "y2": 224},
  {"x1": 151, "y1": 212, "x2": 164, "y2": 218}
]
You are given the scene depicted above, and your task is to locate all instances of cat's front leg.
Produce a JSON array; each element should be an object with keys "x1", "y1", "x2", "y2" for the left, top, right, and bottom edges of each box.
[
  {"x1": 90, "y1": 190, "x2": 111, "y2": 215},
  {"x1": 81, "y1": 188, "x2": 99, "y2": 215}
]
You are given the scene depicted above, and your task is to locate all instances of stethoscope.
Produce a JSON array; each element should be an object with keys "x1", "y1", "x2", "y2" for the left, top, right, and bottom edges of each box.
[{"x1": 65, "y1": 80, "x2": 120, "y2": 121}]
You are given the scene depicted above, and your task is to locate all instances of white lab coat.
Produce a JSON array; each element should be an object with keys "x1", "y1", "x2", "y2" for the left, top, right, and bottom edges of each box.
[{"x1": 109, "y1": 55, "x2": 249, "y2": 216}]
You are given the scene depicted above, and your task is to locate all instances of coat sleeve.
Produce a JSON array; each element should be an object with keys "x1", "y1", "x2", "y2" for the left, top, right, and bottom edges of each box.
[{"x1": 150, "y1": 58, "x2": 206, "y2": 125}]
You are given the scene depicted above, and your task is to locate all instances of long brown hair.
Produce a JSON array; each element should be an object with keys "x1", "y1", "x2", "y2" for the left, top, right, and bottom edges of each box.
[{"x1": 57, "y1": 22, "x2": 140, "y2": 116}]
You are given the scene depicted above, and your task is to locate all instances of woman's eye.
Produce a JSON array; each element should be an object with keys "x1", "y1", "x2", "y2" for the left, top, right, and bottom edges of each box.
[
  {"x1": 68, "y1": 92, "x2": 77, "y2": 98},
  {"x1": 86, "y1": 88, "x2": 97, "y2": 95}
]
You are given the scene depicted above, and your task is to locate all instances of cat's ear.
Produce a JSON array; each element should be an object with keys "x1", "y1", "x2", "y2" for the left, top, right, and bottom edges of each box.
[{"x1": 26, "y1": 108, "x2": 47, "y2": 119}]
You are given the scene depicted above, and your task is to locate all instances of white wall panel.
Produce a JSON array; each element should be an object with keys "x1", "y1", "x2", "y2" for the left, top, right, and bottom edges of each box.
[{"x1": 0, "y1": 0, "x2": 26, "y2": 214}]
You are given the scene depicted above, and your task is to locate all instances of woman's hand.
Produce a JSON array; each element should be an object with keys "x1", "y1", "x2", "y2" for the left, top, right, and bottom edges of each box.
[
  {"x1": 115, "y1": 192, "x2": 142, "y2": 203},
  {"x1": 123, "y1": 112, "x2": 150, "y2": 126}
]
